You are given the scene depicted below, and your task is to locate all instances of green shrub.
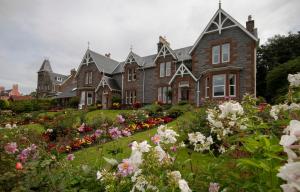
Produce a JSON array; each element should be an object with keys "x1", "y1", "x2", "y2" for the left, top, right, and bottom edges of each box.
[
  {"x1": 167, "y1": 104, "x2": 193, "y2": 118},
  {"x1": 68, "y1": 97, "x2": 79, "y2": 108},
  {"x1": 142, "y1": 104, "x2": 163, "y2": 116},
  {"x1": 0, "y1": 100, "x2": 10, "y2": 110},
  {"x1": 112, "y1": 96, "x2": 121, "y2": 104}
]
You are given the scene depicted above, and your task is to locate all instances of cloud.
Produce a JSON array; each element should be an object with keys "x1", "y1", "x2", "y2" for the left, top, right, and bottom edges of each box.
[{"x1": 0, "y1": 0, "x2": 299, "y2": 94}]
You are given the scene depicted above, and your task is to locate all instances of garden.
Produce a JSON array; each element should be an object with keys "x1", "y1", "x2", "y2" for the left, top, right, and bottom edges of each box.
[{"x1": 1, "y1": 73, "x2": 300, "y2": 192}]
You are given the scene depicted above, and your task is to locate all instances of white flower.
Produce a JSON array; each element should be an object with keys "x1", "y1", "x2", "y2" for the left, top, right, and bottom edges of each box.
[
  {"x1": 170, "y1": 171, "x2": 182, "y2": 182},
  {"x1": 179, "y1": 141, "x2": 186, "y2": 148},
  {"x1": 279, "y1": 135, "x2": 298, "y2": 147},
  {"x1": 103, "y1": 157, "x2": 118, "y2": 166},
  {"x1": 218, "y1": 101, "x2": 244, "y2": 119},
  {"x1": 287, "y1": 120, "x2": 300, "y2": 137},
  {"x1": 288, "y1": 73, "x2": 300, "y2": 87},
  {"x1": 12, "y1": 124, "x2": 17, "y2": 128},
  {"x1": 188, "y1": 132, "x2": 205, "y2": 144},
  {"x1": 47, "y1": 129, "x2": 53, "y2": 133},
  {"x1": 154, "y1": 145, "x2": 168, "y2": 161},
  {"x1": 96, "y1": 170, "x2": 102, "y2": 180},
  {"x1": 5, "y1": 124, "x2": 11, "y2": 129},
  {"x1": 281, "y1": 184, "x2": 298, "y2": 192},
  {"x1": 157, "y1": 125, "x2": 179, "y2": 144},
  {"x1": 131, "y1": 141, "x2": 151, "y2": 153},
  {"x1": 289, "y1": 103, "x2": 300, "y2": 111},
  {"x1": 284, "y1": 147, "x2": 298, "y2": 162},
  {"x1": 277, "y1": 162, "x2": 300, "y2": 190},
  {"x1": 129, "y1": 151, "x2": 143, "y2": 169},
  {"x1": 218, "y1": 146, "x2": 226, "y2": 154},
  {"x1": 270, "y1": 104, "x2": 289, "y2": 120},
  {"x1": 206, "y1": 136, "x2": 214, "y2": 144},
  {"x1": 178, "y1": 179, "x2": 192, "y2": 192},
  {"x1": 131, "y1": 169, "x2": 142, "y2": 182}
]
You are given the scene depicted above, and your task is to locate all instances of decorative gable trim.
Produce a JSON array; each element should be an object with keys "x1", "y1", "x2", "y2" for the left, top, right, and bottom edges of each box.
[
  {"x1": 189, "y1": 8, "x2": 258, "y2": 54},
  {"x1": 75, "y1": 50, "x2": 99, "y2": 77},
  {"x1": 169, "y1": 63, "x2": 197, "y2": 84},
  {"x1": 154, "y1": 44, "x2": 177, "y2": 63},
  {"x1": 95, "y1": 77, "x2": 111, "y2": 92}
]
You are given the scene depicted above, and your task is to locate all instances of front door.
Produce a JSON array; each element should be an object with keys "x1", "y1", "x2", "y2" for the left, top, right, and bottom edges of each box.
[{"x1": 102, "y1": 93, "x2": 108, "y2": 109}]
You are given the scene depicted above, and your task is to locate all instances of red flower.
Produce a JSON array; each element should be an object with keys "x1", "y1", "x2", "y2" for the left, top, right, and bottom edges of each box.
[{"x1": 16, "y1": 162, "x2": 23, "y2": 170}]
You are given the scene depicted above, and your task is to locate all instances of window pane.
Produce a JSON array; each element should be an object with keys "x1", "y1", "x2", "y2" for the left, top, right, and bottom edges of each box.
[
  {"x1": 222, "y1": 43, "x2": 230, "y2": 62},
  {"x1": 163, "y1": 87, "x2": 167, "y2": 103},
  {"x1": 230, "y1": 86, "x2": 235, "y2": 96},
  {"x1": 165, "y1": 62, "x2": 171, "y2": 76},
  {"x1": 229, "y1": 74, "x2": 235, "y2": 85},
  {"x1": 213, "y1": 75, "x2": 225, "y2": 86},
  {"x1": 229, "y1": 74, "x2": 236, "y2": 96},
  {"x1": 158, "y1": 87, "x2": 162, "y2": 102},
  {"x1": 212, "y1": 46, "x2": 220, "y2": 64},
  {"x1": 160, "y1": 63, "x2": 165, "y2": 77},
  {"x1": 214, "y1": 86, "x2": 225, "y2": 96}
]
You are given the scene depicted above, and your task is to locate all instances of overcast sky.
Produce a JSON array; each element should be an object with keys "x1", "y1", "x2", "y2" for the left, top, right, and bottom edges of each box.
[{"x1": 0, "y1": 0, "x2": 299, "y2": 94}]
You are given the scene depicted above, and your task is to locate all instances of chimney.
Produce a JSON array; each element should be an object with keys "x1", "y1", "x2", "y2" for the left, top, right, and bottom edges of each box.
[
  {"x1": 157, "y1": 36, "x2": 170, "y2": 52},
  {"x1": 105, "y1": 53, "x2": 111, "y2": 58},
  {"x1": 70, "y1": 68, "x2": 76, "y2": 76},
  {"x1": 246, "y1": 15, "x2": 255, "y2": 33}
]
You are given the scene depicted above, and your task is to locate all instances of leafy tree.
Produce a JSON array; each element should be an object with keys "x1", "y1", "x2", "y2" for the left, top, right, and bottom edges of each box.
[
  {"x1": 257, "y1": 32, "x2": 300, "y2": 101},
  {"x1": 266, "y1": 56, "x2": 300, "y2": 103}
]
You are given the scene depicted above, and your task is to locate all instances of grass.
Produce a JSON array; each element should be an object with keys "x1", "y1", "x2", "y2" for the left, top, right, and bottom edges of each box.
[{"x1": 85, "y1": 110, "x2": 130, "y2": 124}]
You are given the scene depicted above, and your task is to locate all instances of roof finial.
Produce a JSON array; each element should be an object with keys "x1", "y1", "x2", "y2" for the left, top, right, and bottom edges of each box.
[
  {"x1": 130, "y1": 44, "x2": 133, "y2": 52},
  {"x1": 87, "y1": 41, "x2": 90, "y2": 50},
  {"x1": 219, "y1": 0, "x2": 221, "y2": 9}
]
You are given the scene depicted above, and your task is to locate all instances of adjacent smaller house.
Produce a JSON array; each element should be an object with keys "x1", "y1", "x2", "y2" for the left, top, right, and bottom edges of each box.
[
  {"x1": 0, "y1": 84, "x2": 22, "y2": 100},
  {"x1": 36, "y1": 59, "x2": 68, "y2": 98}
]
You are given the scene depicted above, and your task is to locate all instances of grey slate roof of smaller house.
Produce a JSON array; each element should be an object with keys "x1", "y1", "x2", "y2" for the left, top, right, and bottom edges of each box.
[
  {"x1": 55, "y1": 85, "x2": 77, "y2": 99},
  {"x1": 112, "y1": 46, "x2": 192, "y2": 74},
  {"x1": 39, "y1": 59, "x2": 53, "y2": 72},
  {"x1": 89, "y1": 50, "x2": 120, "y2": 74},
  {"x1": 49, "y1": 73, "x2": 68, "y2": 84}
]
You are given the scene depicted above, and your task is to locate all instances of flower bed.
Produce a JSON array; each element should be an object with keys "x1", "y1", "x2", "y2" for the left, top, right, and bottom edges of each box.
[{"x1": 43, "y1": 110, "x2": 175, "y2": 154}]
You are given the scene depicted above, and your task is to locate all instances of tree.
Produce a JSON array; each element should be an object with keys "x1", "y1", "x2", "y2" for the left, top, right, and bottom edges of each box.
[
  {"x1": 266, "y1": 57, "x2": 300, "y2": 103},
  {"x1": 257, "y1": 32, "x2": 300, "y2": 101}
]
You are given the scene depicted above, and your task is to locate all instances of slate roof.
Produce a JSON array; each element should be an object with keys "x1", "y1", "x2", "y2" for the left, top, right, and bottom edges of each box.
[
  {"x1": 112, "y1": 46, "x2": 192, "y2": 74},
  {"x1": 89, "y1": 50, "x2": 120, "y2": 74},
  {"x1": 49, "y1": 73, "x2": 68, "y2": 84},
  {"x1": 55, "y1": 85, "x2": 77, "y2": 99},
  {"x1": 39, "y1": 59, "x2": 53, "y2": 72}
]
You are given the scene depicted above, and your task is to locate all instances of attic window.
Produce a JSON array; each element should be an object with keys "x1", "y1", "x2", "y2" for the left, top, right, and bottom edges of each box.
[{"x1": 55, "y1": 77, "x2": 63, "y2": 82}]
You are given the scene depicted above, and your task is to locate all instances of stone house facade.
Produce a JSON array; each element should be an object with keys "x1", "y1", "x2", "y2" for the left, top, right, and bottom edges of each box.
[{"x1": 38, "y1": 5, "x2": 258, "y2": 108}]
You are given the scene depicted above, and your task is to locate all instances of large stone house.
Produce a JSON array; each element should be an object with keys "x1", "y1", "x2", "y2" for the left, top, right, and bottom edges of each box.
[
  {"x1": 37, "y1": 4, "x2": 258, "y2": 109},
  {"x1": 75, "y1": 5, "x2": 258, "y2": 109}
]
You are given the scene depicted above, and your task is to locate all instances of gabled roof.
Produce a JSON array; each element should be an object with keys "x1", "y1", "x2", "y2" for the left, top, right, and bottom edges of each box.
[
  {"x1": 169, "y1": 62, "x2": 197, "y2": 84},
  {"x1": 39, "y1": 59, "x2": 53, "y2": 72},
  {"x1": 112, "y1": 46, "x2": 192, "y2": 74},
  {"x1": 125, "y1": 51, "x2": 144, "y2": 66},
  {"x1": 189, "y1": 7, "x2": 258, "y2": 54},
  {"x1": 154, "y1": 44, "x2": 177, "y2": 62},
  {"x1": 95, "y1": 76, "x2": 121, "y2": 92},
  {"x1": 76, "y1": 49, "x2": 120, "y2": 76}
]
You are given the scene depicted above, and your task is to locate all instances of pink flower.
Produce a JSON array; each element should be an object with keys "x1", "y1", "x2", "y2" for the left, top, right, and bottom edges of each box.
[
  {"x1": 108, "y1": 127, "x2": 122, "y2": 139},
  {"x1": 94, "y1": 129, "x2": 103, "y2": 137},
  {"x1": 116, "y1": 115, "x2": 125, "y2": 124},
  {"x1": 151, "y1": 134, "x2": 161, "y2": 145},
  {"x1": 67, "y1": 153, "x2": 75, "y2": 161},
  {"x1": 170, "y1": 145, "x2": 177, "y2": 152},
  {"x1": 118, "y1": 159, "x2": 134, "y2": 177},
  {"x1": 4, "y1": 142, "x2": 18, "y2": 154},
  {"x1": 78, "y1": 123, "x2": 85, "y2": 132},
  {"x1": 209, "y1": 182, "x2": 220, "y2": 192},
  {"x1": 122, "y1": 130, "x2": 131, "y2": 137},
  {"x1": 17, "y1": 148, "x2": 31, "y2": 163}
]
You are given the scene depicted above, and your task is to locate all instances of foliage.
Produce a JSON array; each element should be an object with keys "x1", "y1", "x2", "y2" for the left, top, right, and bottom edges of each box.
[
  {"x1": 0, "y1": 99, "x2": 10, "y2": 110},
  {"x1": 266, "y1": 57, "x2": 300, "y2": 103},
  {"x1": 112, "y1": 96, "x2": 122, "y2": 104},
  {"x1": 68, "y1": 96, "x2": 80, "y2": 108},
  {"x1": 142, "y1": 103, "x2": 163, "y2": 117},
  {"x1": 257, "y1": 32, "x2": 300, "y2": 101},
  {"x1": 167, "y1": 104, "x2": 193, "y2": 118}
]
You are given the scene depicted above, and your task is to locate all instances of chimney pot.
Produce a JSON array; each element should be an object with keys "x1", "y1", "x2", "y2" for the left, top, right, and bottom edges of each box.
[
  {"x1": 105, "y1": 53, "x2": 111, "y2": 58},
  {"x1": 246, "y1": 15, "x2": 255, "y2": 33}
]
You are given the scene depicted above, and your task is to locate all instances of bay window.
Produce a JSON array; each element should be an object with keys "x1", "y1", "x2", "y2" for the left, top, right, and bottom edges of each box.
[{"x1": 213, "y1": 74, "x2": 226, "y2": 97}]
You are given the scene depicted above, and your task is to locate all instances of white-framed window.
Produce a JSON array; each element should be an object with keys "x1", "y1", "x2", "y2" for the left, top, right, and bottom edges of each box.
[
  {"x1": 205, "y1": 77, "x2": 210, "y2": 98},
  {"x1": 89, "y1": 72, "x2": 92, "y2": 84},
  {"x1": 222, "y1": 43, "x2": 230, "y2": 63},
  {"x1": 212, "y1": 46, "x2": 220, "y2": 64},
  {"x1": 229, "y1": 74, "x2": 236, "y2": 97},
  {"x1": 85, "y1": 72, "x2": 89, "y2": 84},
  {"x1": 87, "y1": 92, "x2": 93, "y2": 105},
  {"x1": 133, "y1": 68, "x2": 136, "y2": 81},
  {"x1": 160, "y1": 63, "x2": 165, "y2": 77},
  {"x1": 158, "y1": 86, "x2": 171, "y2": 104},
  {"x1": 128, "y1": 69, "x2": 132, "y2": 81},
  {"x1": 165, "y1": 62, "x2": 171, "y2": 76},
  {"x1": 213, "y1": 74, "x2": 226, "y2": 97},
  {"x1": 125, "y1": 90, "x2": 136, "y2": 104},
  {"x1": 55, "y1": 77, "x2": 63, "y2": 82},
  {"x1": 128, "y1": 68, "x2": 136, "y2": 81}
]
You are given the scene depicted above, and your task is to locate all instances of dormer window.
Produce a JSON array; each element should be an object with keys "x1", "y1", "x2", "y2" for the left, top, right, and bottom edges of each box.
[
  {"x1": 212, "y1": 43, "x2": 230, "y2": 64},
  {"x1": 159, "y1": 61, "x2": 171, "y2": 77},
  {"x1": 55, "y1": 77, "x2": 63, "y2": 82}
]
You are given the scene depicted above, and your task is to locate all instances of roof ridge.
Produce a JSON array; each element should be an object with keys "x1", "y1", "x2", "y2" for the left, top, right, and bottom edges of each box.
[{"x1": 88, "y1": 49, "x2": 120, "y2": 63}]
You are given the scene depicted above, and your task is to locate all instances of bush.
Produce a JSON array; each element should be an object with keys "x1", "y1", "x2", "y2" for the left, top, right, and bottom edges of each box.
[
  {"x1": 0, "y1": 99, "x2": 10, "y2": 110},
  {"x1": 112, "y1": 96, "x2": 121, "y2": 104},
  {"x1": 142, "y1": 104, "x2": 163, "y2": 116},
  {"x1": 68, "y1": 97, "x2": 80, "y2": 108},
  {"x1": 167, "y1": 104, "x2": 193, "y2": 118}
]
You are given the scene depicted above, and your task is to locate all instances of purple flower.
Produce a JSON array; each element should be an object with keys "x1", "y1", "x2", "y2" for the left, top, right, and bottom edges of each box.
[
  {"x1": 94, "y1": 129, "x2": 103, "y2": 138},
  {"x1": 209, "y1": 182, "x2": 220, "y2": 192},
  {"x1": 170, "y1": 145, "x2": 177, "y2": 152},
  {"x1": 108, "y1": 127, "x2": 122, "y2": 139},
  {"x1": 67, "y1": 153, "x2": 75, "y2": 161},
  {"x1": 116, "y1": 115, "x2": 125, "y2": 124},
  {"x1": 118, "y1": 159, "x2": 134, "y2": 177},
  {"x1": 17, "y1": 148, "x2": 31, "y2": 163},
  {"x1": 4, "y1": 142, "x2": 18, "y2": 154},
  {"x1": 30, "y1": 144, "x2": 37, "y2": 151},
  {"x1": 122, "y1": 130, "x2": 131, "y2": 137}
]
